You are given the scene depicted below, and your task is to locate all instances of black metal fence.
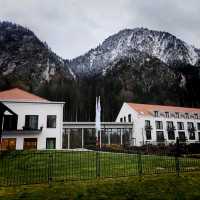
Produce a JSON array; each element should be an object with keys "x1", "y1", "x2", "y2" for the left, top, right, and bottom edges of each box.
[{"x1": 0, "y1": 140, "x2": 200, "y2": 186}]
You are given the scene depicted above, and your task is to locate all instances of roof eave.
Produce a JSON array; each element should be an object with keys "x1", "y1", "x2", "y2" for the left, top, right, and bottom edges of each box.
[{"x1": 0, "y1": 100, "x2": 65, "y2": 104}]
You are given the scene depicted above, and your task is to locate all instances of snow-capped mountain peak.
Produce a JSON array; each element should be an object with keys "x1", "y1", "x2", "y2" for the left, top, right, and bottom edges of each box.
[{"x1": 69, "y1": 28, "x2": 200, "y2": 76}]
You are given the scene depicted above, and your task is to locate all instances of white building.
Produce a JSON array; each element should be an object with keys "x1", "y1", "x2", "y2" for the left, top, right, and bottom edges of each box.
[
  {"x1": 0, "y1": 88, "x2": 64, "y2": 150},
  {"x1": 116, "y1": 103, "x2": 200, "y2": 146}
]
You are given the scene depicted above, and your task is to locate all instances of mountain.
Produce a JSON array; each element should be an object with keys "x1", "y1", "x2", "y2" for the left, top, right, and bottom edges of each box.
[
  {"x1": 68, "y1": 28, "x2": 200, "y2": 120},
  {"x1": 0, "y1": 21, "x2": 74, "y2": 92},
  {"x1": 1, "y1": 22, "x2": 200, "y2": 121},
  {"x1": 69, "y1": 28, "x2": 200, "y2": 76}
]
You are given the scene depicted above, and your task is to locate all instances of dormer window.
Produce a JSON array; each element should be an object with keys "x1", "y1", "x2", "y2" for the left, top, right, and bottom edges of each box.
[
  {"x1": 175, "y1": 112, "x2": 179, "y2": 118},
  {"x1": 154, "y1": 111, "x2": 159, "y2": 117},
  {"x1": 128, "y1": 114, "x2": 132, "y2": 122},
  {"x1": 170, "y1": 112, "x2": 176, "y2": 118},
  {"x1": 165, "y1": 112, "x2": 169, "y2": 118}
]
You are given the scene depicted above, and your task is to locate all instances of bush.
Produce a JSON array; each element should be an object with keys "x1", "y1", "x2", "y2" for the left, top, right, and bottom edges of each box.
[{"x1": 100, "y1": 144, "x2": 123, "y2": 152}]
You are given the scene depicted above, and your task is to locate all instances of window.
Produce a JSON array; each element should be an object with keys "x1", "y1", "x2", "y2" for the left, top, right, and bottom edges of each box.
[
  {"x1": 175, "y1": 112, "x2": 179, "y2": 118},
  {"x1": 194, "y1": 113, "x2": 198, "y2": 119},
  {"x1": 177, "y1": 122, "x2": 184, "y2": 130},
  {"x1": 189, "y1": 132, "x2": 196, "y2": 140},
  {"x1": 190, "y1": 114, "x2": 194, "y2": 119},
  {"x1": 145, "y1": 120, "x2": 152, "y2": 130},
  {"x1": 154, "y1": 111, "x2": 159, "y2": 117},
  {"x1": 25, "y1": 115, "x2": 38, "y2": 130},
  {"x1": 145, "y1": 120, "x2": 150, "y2": 126},
  {"x1": 124, "y1": 116, "x2": 126, "y2": 122},
  {"x1": 120, "y1": 118, "x2": 123, "y2": 122},
  {"x1": 156, "y1": 131, "x2": 164, "y2": 142},
  {"x1": 46, "y1": 138, "x2": 56, "y2": 149},
  {"x1": 197, "y1": 123, "x2": 200, "y2": 130},
  {"x1": 168, "y1": 131, "x2": 175, "y2": 140},
  {"x1": 155, "y1": 121, "x2": 163, "y2": 129},
  {"x1": 3, "y1": 115, "x2": 18, "y2": 131},
  {"x1": 187, "y1": 122, "x2": 194, "y2": 129},
  {"x1": 1, "y1": 138, "x2": 16, "y2": 150},
  {"x1": 180, "y1": 113, "x2": 185, "y2": 118},
  {"x1": 145, "y1": 120, "x2": 151, "y2": 140},
  {"x1": 167, "y1": 121, "x2": 174, "y2": 129},
  {"x1": 145, "y1": 120, "x2": 152, "y2": 131},
  {"x1": 47, "y1": 115, "x2": 56, "y2": 128},
  {"x1": 128, "y1": 114, "x2": 131, "y2": 122},
  {"x1": 165, "y1": 112, "x2": 169, "y2": 118},
  {"x1": 23, "y1": 138, "x2": 37, "y2": 150},
  {"x1": 185, "y1": 113, "x2": 189, "y2": 119},
  {"x1": 167, "y1": 121, "x2": 175, "y2": 140},
  {"x1": 178, "y1": 132, "x2": 186, "y2": 142},
  {"x1": 146, "y1": 130, "x2": 152, "y2": 140}
]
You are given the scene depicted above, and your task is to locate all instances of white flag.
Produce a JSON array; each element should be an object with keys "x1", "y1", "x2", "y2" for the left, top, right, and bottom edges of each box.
[{"x1": 95, "y1": 96, "x2": 101, "y2": 133}]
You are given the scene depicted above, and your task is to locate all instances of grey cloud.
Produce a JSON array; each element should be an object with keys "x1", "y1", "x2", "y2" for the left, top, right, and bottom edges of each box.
[
  {"x1": 0, "y1": 0, "x2": 199, "y2": 58},
  {"x1": 127, "y1": 0, "x2": 200, "y2": 47}
]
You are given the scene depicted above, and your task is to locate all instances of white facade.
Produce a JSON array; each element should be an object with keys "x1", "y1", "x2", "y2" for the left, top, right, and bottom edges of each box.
[
  {"x1": 116, "y1": 103, "x2": 200, "y2": 146},
  {"x1": 2, "y1": 100, "x2": 64, "y2": 150}
]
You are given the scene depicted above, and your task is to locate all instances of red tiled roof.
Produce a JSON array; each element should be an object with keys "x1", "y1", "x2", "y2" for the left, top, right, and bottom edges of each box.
[
  {"x1": 127, "y1": 103, "x2": 200, "y2": 116},
  {"x1": 0, "y1": 88, "x2": 48, "y2": 102}
]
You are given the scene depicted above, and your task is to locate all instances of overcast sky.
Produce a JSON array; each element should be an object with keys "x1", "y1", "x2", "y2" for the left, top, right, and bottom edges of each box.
[{"x1": 0, "y1": 0, "x2": 200, "y2": 59}]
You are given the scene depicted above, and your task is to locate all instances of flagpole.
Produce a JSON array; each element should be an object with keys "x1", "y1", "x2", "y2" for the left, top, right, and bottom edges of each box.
[
  {"x1": 95, "y1": 97, "x2": 98, "y2": 148},
  {"x1": 99, "y1": 96, "x2": 101, "y2": 149},
  {"x1": 96, "y1": 129, "x2": 99, "y2": 147},
  {"x1": 95, "y1": 96, "x2": 101, "y2": 149},
  {"x1": 99, "y1": 129, "x2": 101, "y2": 149}
]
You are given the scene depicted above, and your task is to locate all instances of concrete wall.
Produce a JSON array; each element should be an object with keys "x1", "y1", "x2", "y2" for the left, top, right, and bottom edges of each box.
[
  {"x1": 2, "y1": 101, "x2": 63, "y2": 150},
  {"x1": 116, "y1": 103, "x2": 200, "y2": 146},
  {"x1": 142, "y1": 116, "x2": 200, "y2": 144},
  {"x1": 115, "y1": 103, "x2": 137, "y2": 145}
]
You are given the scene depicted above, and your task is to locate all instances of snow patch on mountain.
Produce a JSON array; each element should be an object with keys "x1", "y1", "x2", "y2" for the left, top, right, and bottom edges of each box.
[
  {"x1": 70, "y1": 28, "x2": 200, "y2": 76},
  {"x1": 184, "y1": 43, "x2": 199, "y2": 65},
  {"x1": 2, "y1": 63, "x2": 16, "y2": 75},
  {"x1": 42, "y1": 65, "x2": 50, "y2": 82},
  {"x1": 68, "y1": 66, "x2": 76, "y2": 79}
]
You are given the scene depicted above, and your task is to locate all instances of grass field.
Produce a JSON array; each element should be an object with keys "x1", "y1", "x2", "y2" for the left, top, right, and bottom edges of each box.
[
  {"x1": 0, "y1": 150, "x2": 200, "y2": 186},
  {"x1": 0, "y1": 172, "x2": 200, "y2": 200}
]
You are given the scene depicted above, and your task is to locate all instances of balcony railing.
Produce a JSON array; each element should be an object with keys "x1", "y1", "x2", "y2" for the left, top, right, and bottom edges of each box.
[
  {"x1": 3, "y1": 126, "x2": 43, "y2": 134},
  {"x1": 145, "y1": 125, "x2": 153, "y2": 131},
  {"x1": 22, "y1": 126, "x2": 43, "y2": 131}
]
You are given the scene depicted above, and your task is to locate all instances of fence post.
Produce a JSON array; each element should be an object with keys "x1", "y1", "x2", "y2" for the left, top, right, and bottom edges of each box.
[
  {"x1": 175, "y1": 137, "x2": 180, "y2": 176},
  {"x1": 48, "y1": 153, "x2": 53, "y2": 184},
  {"x1": 137, "y1": 150, "x2": 142, "y2": 179}
]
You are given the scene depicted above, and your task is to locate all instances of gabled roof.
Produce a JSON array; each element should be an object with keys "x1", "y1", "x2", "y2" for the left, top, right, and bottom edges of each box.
[
  {"x1": 0, "y1": 88, "x2": 49, "y2": 102},
  {"x1": 0, "y1": 102, "x2": 17, "y2": 115},
  {"x1": 127, "y1": 103, "x2": 200, "y2": 116}
]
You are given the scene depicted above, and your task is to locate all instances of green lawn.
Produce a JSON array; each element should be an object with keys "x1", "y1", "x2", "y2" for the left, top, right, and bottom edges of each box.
[
  {"x1": 0, "y1": 173, "x2": 200, "y2": 200},
  {"x1": 0, "y1": 150, "x2": 200, "y2": 186}
]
